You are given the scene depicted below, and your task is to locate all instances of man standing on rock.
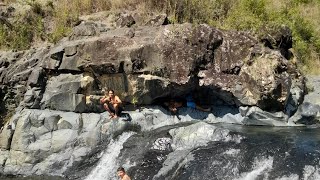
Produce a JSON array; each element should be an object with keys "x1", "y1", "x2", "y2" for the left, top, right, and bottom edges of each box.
[
  {"x1": 100, "y1": 89, "x2": 123, "y2": 119},
  {"x1": 117, "y1": 167, "x2": 131, "y2": 180}
]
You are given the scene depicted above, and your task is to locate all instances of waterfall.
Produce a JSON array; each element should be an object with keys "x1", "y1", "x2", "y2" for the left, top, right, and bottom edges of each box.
[{"x1": 85, "y1": 132, "x2": 135, "y2": 180}]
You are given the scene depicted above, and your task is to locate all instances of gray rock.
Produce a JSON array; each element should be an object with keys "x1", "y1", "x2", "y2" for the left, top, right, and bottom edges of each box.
[
  {"x1": 41, "y1": 46, "x2": 64, "y2": 70},
  {"x1": 285, "y1": 76, "x2": 305, "y2": 116},
  {"x1": 0, "y1": 109, "x2": 111, "y2": 176},
  {"x1": 304, "y1": 75, "x2": 320, "y2": 105},
  {"x1": 30, "y1": 23, "x2": 303, "y2": 111},
  {"x1": 69, "y1": 22, "x2": 99, "y2": 40},
  {"x1": 57, "y1": 112, "x2": 81, "y2": 130},
  {"x1": 242, "y1": 106, "x2": 289, "y2": 126},
  {"x1": 27, "y1": 67, "x2": 45, "y2": 87},
  {"x1": 0, "y1": 127, "x2": 14, "y2": 150},
  {"x1": 145, "y1": 14, "x2": 169, "y2": 26},
  {"x1": 169, "y1": 122, "x2": 230, "y2": 150},
  {"x1": 51, "y1": 129, "x2": 78, "y2": 153},
  {"x1": 0, "y1": 150, "x2": 9, "y2": 172},
  {"x1": 41, "y1": 74, "x2": 87, "y2": 112},
  {"x1": 4, "y1": 150, "x2": 34, "y2": 175},
  {"x1": 43, "y1": 113, "x2": 60, "y2": 131},
  {"x1": 116, "y1": 13, "x2": 135, "y2": 27},
  {"x1": 288, "y1": 102, "x2": 320, "y2": 125}
]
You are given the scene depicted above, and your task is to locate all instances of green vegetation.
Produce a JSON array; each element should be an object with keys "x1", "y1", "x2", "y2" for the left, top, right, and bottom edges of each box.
[{"x1": 1, "y1": 0, "x2": 320, "y2": 74}]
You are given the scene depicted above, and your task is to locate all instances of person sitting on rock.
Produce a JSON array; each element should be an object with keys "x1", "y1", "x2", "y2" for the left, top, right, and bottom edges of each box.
[
  {"x1": 164, "y1": 94, "x2": 211, "y2": 114},
  {"x1": 100, "y1": 89, "x2": 123, "y2": 119},
  {"x1": 185, "y1": 94, "x2": 211, "y2": 112},
  {"x1": 117, "y1": 167, "x2": 131, "y2": 180}
]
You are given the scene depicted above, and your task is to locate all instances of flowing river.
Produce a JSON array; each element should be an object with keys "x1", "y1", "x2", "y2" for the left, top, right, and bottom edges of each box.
[{"x1": 2, "y1": 123, "x2": 320, "y2": 180}]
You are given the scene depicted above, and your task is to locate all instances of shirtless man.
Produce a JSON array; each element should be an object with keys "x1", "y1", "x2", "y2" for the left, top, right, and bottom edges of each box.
[
  {"x1": 100, "y1": 90, "x2": 123, "y2": 119},
  {"x1": 117, "y1": 167, "x2": 131, "y2": 180}
]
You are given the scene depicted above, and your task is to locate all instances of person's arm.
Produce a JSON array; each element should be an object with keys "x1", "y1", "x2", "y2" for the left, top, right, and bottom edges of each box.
[
  {"x1": 114, "y1": 96, "x2": 122, "y2": 105},
  {"x1": 100, "y1": 96, "x2": 110, "y2": 104}
]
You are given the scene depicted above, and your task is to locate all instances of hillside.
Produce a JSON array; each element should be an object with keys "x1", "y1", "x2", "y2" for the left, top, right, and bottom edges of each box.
[{"x1": 0, "y1": 0, "x2": 320, "y2": 74}]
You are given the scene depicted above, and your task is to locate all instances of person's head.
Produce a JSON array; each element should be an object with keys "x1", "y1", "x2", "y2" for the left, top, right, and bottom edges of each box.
[
  {"x1": 117, "y1": 167, "x2": 126, "y2": 178},
  {"x1": 107, "y1": 89, "x2": 115, "y2": 98}
]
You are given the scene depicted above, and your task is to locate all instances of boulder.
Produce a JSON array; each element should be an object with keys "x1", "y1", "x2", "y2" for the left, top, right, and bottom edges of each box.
[
  {"x1": 145, "y1": 14, "x2": 169, "y2": 26},
  {"x1": 288, "y1": 102, "x2": 320, "y2": 125},
  {"x1": 259, "y1": 24, "x2": 293, "y2": 59},
  {"x1": 27, "y1": 67, "x2": 45, "y2": 87},
  {"x1": 0, "y1": 109, "x2": 110, "y2": 175},
  {"x1": 304, "y1": 75, "x2": 320, "y2": 105},
  {"x1": 40, "y1": 74, "x2": 87, "y2": 112},
  {"x1": 69, "y1": 21, "x2": 100, "y2": 41},
  {"x1": 0, "y1": 47, "x2": 50, "y2": 114},
  {"x1": 169, "y1": 122, "x2": 230, "y2": 150},
  {"x1": 240, "y1": 106, "x2": 289, "y2": 126},
  {"x1": 24, "y1": 87, "x2": 42, "y2": 109},
  {"x1": 116, "y1": 13, "x2": 135, "y2": 27},
  {"x1": 35, "y1": 23, "x2": 305, "y2": 112},
  {"x1": 0, "y1": 126, "x2": 14, "y2": 150}
]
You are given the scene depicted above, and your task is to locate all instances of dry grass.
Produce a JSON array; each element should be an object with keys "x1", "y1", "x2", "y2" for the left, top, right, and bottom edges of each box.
[
  {"x1": 1, "y1": 0, "x2": 320, "y2": 74},
  {"x1": 298, "y1": 2, "x2": 320, "y2": 33},
  {"x1": 49, "y1": 0, "x2": 111, "y2": 42}
]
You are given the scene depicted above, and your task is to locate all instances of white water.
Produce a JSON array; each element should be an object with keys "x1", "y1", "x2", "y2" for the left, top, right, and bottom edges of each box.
[
  {"x1": 238, "y1": 156, "x2": 274, "y2": 180},
  {"x1": 236, "y1": 157, "x2": 320, "y2": 180},
  {"x1": 85, "y1": 132, "x2": 135, "y2": 180}
]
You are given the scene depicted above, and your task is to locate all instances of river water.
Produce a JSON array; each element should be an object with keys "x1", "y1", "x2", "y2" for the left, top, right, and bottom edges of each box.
[
  {"x1": 3, "y1": 124, "x2": 320, "y2": 180},
  {"x1": 172, "y1": 124, "x2": 320, "y2": 180}
]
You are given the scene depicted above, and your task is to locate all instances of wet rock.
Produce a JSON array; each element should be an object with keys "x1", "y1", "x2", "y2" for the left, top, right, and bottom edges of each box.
[
  {"x1": 241, "y1": 106, "x2": 289, "y2": 126},
  {"x1": 169, "y1": 122, "x2": 230, "y2": 150},
  {"x1": 288, "y1": 102, "x2": 320, "y2": 125},
  {"x1": 0, "y1": 109, "x2": 110, "y2": 176}
]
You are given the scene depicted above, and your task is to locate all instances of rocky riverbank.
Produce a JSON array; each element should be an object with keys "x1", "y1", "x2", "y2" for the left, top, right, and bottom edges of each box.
[{"x1": 0, "y1": 10, "x2": 319, "y2": 178}]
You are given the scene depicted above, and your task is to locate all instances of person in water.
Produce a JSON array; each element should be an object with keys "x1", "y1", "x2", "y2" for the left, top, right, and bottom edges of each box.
[
  {"x1": 117, "y1": 167, "x2": 131, "y2": 180},
  {"x1": 164, "y1": 94, "x2": 211, "y2": 114},
  {"x1": 100, "y1": 89, "x2": 123, "y2": 119}
]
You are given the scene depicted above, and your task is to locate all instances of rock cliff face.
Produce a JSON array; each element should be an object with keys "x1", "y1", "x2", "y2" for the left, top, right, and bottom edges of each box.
[
  {"x1": 0, "y1": 13, "x2": 308, "y2": 177},
  {"x1": 0, "y1": 20, "x2": 304, "y2": 116}
]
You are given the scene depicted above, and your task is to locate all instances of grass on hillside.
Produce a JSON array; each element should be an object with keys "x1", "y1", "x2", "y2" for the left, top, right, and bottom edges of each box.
[{"x1": 0, "y1": 0, "x2": 320, "y2": 74}]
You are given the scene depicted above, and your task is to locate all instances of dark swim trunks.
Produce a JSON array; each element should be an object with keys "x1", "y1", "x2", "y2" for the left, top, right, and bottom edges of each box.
[{"x1": 106, "y1": 103, "x2": 123, "y2": 116}]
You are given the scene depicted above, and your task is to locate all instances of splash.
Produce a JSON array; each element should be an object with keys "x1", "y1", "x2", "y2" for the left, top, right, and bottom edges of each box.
[
  {"x1": 238, "y1": 156, "x2": 273, "y2": 180},
  {"x1": 85, "y1": 132, "x2": 135, "y2": 180}
]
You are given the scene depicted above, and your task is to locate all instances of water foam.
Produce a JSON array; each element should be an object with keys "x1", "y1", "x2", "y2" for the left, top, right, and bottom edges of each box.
[
  {"x1": 238, "y1": 156, "x2": 273, "y2": 180},
  {"x1": 85, "y1": 132, "x2": 135, "y2": 180}
]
